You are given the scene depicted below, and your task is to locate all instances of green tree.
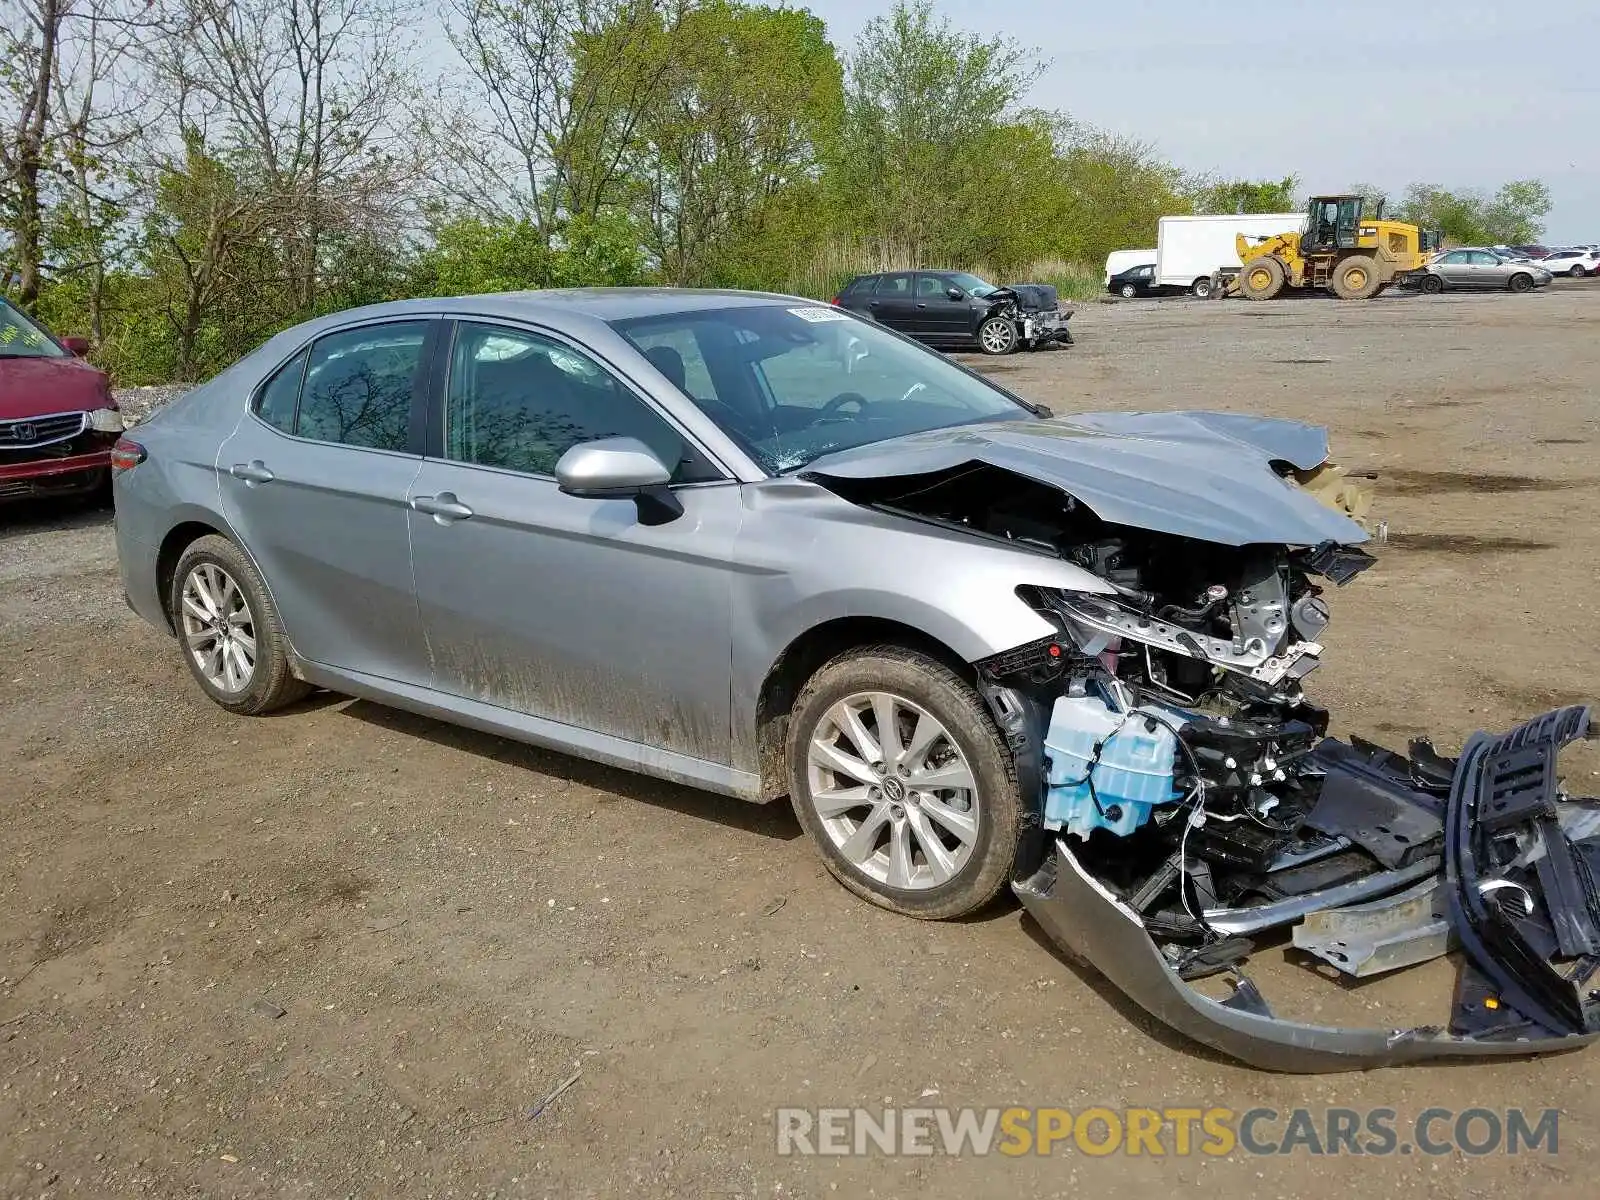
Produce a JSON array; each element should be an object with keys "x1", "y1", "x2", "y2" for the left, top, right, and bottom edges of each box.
[
  {"x1": 1398, "y1": 180, "x2": 1551, "y2": 245},
  {"x1": 1187, "y1": 175, "x2": 1299, "y2": 215},
  {"x1": 1050, "y1": 120, "x2": 1190, "y2": 265},
  {"x1": 591, "y1": 0, "x2": 842, "y2": 287},
  {"x1": 829, "y1": 0, "x2": 1043, "y2": 264}
]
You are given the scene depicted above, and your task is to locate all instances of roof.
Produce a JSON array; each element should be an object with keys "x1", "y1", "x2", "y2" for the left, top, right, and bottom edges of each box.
[{"x1": 432, "y1": 287, "x2": 808, "y2": 322}]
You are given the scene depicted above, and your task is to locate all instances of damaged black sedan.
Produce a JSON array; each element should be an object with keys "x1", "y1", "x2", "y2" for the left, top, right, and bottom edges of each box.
[{"x1": 833, "y1": 270, "x2": 1073, "y2": 354}]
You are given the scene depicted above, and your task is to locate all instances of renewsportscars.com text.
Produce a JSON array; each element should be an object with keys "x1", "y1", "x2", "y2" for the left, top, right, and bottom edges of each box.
[{"x1": 775, "y1": 1106, "x2": 1561, "y2": 1157}]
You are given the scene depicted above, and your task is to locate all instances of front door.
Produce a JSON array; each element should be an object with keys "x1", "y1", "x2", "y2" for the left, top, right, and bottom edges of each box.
[
  {"x1": 915, "y1": 273, "x2": 970, "y2": 340},
  {"x1": 216, "y1": 319, "x2": 435, "y2": 685},
  {"x1": 405, "y1": 319, "x2": 742, "y2": 765},
  {"x1": 1433, "y1": 250, "x2": 1472, "y2": 286}
]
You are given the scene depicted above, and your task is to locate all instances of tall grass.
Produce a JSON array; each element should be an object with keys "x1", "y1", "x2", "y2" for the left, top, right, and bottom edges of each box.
[{"x1": 779, "y1": 235, "x2": 1103, "y2": 302}]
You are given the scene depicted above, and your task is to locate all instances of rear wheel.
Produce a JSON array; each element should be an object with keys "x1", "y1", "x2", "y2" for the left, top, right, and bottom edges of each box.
[
  {"x1": 1509, "y1": 272, "x2": 1532, "y2": 293},
  {"x1": 1420, "y1": 273, "x2": 1445, "y2": 295},
  {"x1": 786, "y1": 647, "x2": 1020, "y2": 919},
  {"x1": 170, "y1": 535, "x2": 309, "y2": 715},
  {"x1": 977, "y1": 316, "x2": 1018, "y2": 355},
  {"x1": 1330, "y1": 255, "x2": 1381, "y2": 300},
  {"x1": 1569, "y1": 265, "x2": 1586, "y2": 278},
  {"x1": 1239, "y1": 256, "x2": 1286, "y2": 301}
]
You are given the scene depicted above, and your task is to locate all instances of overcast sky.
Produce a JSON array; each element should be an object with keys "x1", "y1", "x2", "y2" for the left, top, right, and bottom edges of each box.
[{"x1": 804, "y1": 0, "x2": 1598, "y2": 243}]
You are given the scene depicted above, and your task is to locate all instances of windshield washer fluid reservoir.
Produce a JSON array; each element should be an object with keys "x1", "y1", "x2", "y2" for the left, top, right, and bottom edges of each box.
[{"x1": 1044, "y1": 694, "x2": 1183, "y2": 839}]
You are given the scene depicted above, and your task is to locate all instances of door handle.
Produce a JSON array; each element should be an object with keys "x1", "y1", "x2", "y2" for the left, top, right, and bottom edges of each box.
[
  {"x1": 409, "y1": 491, "x2": 475, "y2": 523},
  {"x1": 915, "y1": 302, "x2": 928, "y2": 308},
  {"x1": 229, "y1": 460, "x2": 274, "y2": 485}
]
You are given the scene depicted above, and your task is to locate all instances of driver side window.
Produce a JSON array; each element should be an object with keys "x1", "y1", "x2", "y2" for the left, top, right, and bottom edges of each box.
[{"x1": 915, "y1": 274, "x2": 949, "y2": 298}]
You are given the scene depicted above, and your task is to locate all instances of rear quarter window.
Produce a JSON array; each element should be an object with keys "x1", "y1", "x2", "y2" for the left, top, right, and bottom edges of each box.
[{"x1": 255, "y1": 350, "x2": 308, "y2": 434}]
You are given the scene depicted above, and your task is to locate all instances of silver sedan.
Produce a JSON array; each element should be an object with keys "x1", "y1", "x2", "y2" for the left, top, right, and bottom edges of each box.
[
  {"x1": 111, "y1": 289, "x2": 1369, "y2": 920},
  {"x1": 1414, "y1": 247, "x2": 1554, "y2": 293}
]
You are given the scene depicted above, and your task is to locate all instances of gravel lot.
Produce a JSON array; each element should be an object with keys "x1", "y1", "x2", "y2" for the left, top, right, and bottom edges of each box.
[{"x1": 4, "y1": 284, "x2": 1600, "y2": 1198}]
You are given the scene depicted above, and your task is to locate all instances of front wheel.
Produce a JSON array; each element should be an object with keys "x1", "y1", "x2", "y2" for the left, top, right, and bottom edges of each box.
[
  {"x1": 786, "y1": 647, "x2": 1021, "y2": 919},
  {"x1": 1191, "y1": 277, "x2": 1213, "y2": 299},
  {"x1": 1509, "y1": 272, "x2": 1532, "y2": 293},
  {"x1": 1120, "y1": 283, "x2": 1137, "y2": 298},
  {"x1": 1420, "y1": 273, "x2": 1445, "y2": 294},
  {"x1": 1239, "y1": 256, "x2": 1286, "y2": 301},
  {"x1": 977, "y1": 316, "x2": 1018, "y2": 355},
  {"x1": 1569, "y1": 265, "x2": 1587, "y2": 278}
]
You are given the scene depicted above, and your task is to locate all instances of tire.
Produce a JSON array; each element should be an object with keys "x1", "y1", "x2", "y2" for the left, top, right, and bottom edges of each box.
[
  {"x1": 1508, "y1": 272, "x2": 1532, "y2": 293},
  {"x1": 1330, "y1": 255, "x2": 1382, "y2": 300},
  {"x1": 786, "y1": 646, "x2": 1021, "y2": 920},
  {"x1": 1239, "y1": 256, "x2": 1286, "y2": 301},
  {"x1": 977, "y1": 316, "x2": 1018, "y2": 356},
  {"x1": 1120, "y1": 283, "x2": 1137, "y2": 299},
  {"x1": 170, "y1": 534, "x2": 310, "y2": 716},
  {"x1": 1420, "y1": 273, "x2": 1444, "y2": 295},
  {"x1": 1191, "y1": 277, "x2": 1213, "y2": 299},
  {"x1": 1569, "y1": 265, "x2": 1586, "y2": 278}
]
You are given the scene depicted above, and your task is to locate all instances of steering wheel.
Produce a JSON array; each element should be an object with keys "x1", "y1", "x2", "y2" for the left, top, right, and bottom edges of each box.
[{"x1": 819, "y1": 391, "x2": 872, "y2": 420}]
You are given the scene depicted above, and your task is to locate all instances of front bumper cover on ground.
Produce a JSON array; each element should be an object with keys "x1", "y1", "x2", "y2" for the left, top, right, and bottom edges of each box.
[{"x1": 1015, "y1": 705, "x2": 1600, "y2": 1072}]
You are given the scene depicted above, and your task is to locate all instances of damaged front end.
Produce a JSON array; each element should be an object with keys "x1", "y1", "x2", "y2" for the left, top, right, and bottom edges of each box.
[
  {"x1": 807, "y1": 413, "x2": 1600, "y2": 1072},
  {"x1": 988, "y1": 283, "x2": 1075, "y2": 349},
  {"x1": 994, "y1": 547, "x2": 1600, "y2": 1071}
]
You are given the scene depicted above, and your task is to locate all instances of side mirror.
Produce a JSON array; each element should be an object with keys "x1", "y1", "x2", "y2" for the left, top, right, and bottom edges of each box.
[
  {"x1": 946, "y1": 287, "x2": 964, "y2": 301},
  {"x1": 554, "y1": 437, "x2": 682, "y2": 524},
  {"x1": 60, "y1": 336, "x2": 91, "y2": 356}
]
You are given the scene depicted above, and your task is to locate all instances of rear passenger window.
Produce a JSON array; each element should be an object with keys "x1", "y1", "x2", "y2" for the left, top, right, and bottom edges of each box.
[
  {"x1": 296, "y1": 322, "x2": 427, "y2": 451},
  {"x1": 256, "y1": 350, "x2": 306, "y2": 434}
]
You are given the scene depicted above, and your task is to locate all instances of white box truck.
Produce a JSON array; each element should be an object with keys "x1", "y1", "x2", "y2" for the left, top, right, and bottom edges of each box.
[
  {"x1": 1156, "y1": 213, "x2": 1305, "y2": 297},
  {"x1": 1104, "y1": 248, "x2": 1157, "y2": 288}
]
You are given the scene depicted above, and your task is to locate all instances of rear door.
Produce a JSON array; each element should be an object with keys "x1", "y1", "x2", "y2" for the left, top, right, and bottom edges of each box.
[
  {"x1": 868, "y1": 272, "x2": 918, "y2": 333},
  {"x1": 404, "y1": 318, "x2": 742, "y2": 764},
  {"x1": 216, "y1": 318, "x2": 437, "y2": 685},
  {"x1": 835, "y1": 275, "x2": 878, "y2": 319}
]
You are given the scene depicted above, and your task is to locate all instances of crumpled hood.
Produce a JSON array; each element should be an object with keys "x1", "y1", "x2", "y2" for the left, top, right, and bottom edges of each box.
[{"x1": 804, "y1": 411, "x2": 1370, "y2": 548}]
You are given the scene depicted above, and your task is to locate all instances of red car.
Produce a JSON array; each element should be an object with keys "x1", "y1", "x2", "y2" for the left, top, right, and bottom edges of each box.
[{"x1": 0, "y1": 298, "x2": 122, "y2": 504}]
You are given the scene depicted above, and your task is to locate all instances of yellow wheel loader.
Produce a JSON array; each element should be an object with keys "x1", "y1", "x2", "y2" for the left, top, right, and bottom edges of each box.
[{"x1": 1218, "y1": 195, "x2": 1442, "y2": 301}]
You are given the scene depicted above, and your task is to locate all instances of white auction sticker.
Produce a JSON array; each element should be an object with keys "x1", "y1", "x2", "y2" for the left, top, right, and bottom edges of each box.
[{"x1": 788, "y1": 305, "x2": 850, "y2": 323}]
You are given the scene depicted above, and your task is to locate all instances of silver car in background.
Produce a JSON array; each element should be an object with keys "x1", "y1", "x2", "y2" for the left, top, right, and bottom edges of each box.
[{"x1": 1413, "y1": 247, "x2": 1554, "y2": 293}]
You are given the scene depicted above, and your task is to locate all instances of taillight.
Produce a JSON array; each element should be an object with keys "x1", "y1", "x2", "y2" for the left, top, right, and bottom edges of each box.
[
  {"x1": 110, "y1": 437, "x2": 146, "y2": 471},
  {"x1": 830, "y1": 296, "x2": 841, "y2": 305}
]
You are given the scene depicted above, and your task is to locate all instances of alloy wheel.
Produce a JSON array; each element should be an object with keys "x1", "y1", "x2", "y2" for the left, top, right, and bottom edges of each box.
[
  {"x1": 805, "y1": 691, "x2": 980, "y2": 889},
  {"x1": 979, "y1": 321, "x2": 1015, "y2": 354},
  {"x1": 180, "y1": 562, "x2": 257, "y2": 693}
]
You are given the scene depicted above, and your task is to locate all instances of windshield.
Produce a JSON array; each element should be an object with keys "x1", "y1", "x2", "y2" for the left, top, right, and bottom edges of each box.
[
  {"x1": 947, "y1": 272, "x2": 1000, "y2": 298},
  {"x1": 0, "y1": 300, "x2": 67, "y2": 359},
  {"x1": 613, "y1": 304, "x2": 1034, "y2": 473}
]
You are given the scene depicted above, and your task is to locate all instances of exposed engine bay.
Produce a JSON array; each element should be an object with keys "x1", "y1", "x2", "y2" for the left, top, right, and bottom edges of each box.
[
  {"x1": 985, "y1": 283, "x2": 1074, "y2": 350},
  {"x1": 810, "y1": 434, "x2": 1600, "y2": 1071}
]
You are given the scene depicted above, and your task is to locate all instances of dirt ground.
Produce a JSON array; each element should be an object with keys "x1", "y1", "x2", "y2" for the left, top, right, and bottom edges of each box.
[{"x1": 4, "y1": 283, "x2": 1599, "y2": 1198}]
